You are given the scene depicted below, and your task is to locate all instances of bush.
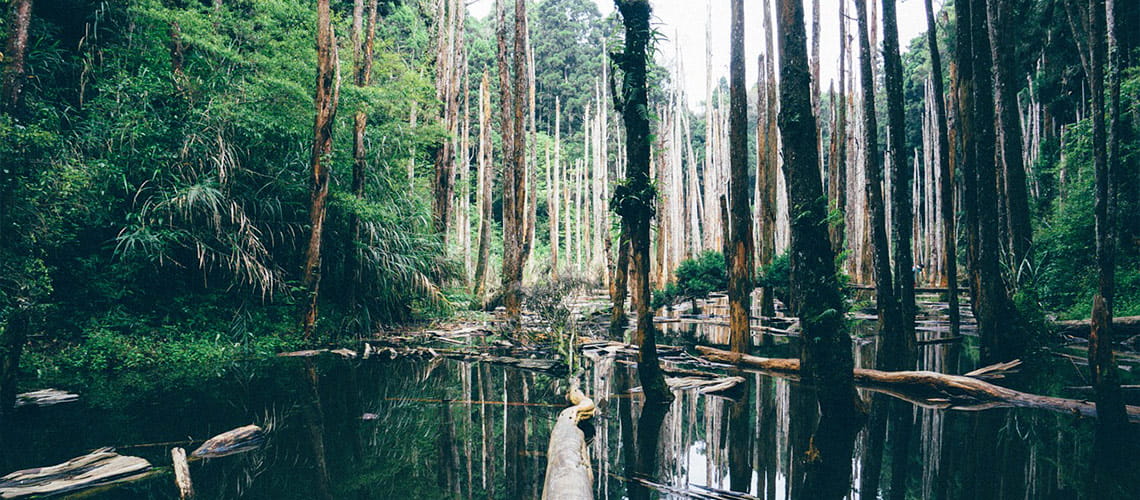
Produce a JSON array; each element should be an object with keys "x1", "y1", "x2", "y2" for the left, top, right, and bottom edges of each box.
[{"x1": 675, "y1": 251, "x2": 727, "y2": 299}]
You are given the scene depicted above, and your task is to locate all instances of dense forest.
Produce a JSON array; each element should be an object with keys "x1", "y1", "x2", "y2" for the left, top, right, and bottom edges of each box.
[{"x1": 1, "y1": 0, "x2": 1139, "y2": 498}]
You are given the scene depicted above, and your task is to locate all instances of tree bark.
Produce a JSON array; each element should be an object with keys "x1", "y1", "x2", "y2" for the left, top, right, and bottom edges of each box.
[
  {"x1": 1089, "y1": 0, "x2": 1130, "y2": 452},
  {"x1": 348, "y1": 0, "x2": 379, "y2": 309},
  {"x1": 474, "y1": 74, "x2": 493, "y2": 301},
  {"x1": 828, "y1": 0, "x2": 848, "y2": 254},
  {"x1": 615, "y1": 0, "x2": 672, "y2": 405},
  {"x1": 883, "y1": 0, "x2": 918, "y2": 369},
  {"x1": 301, "y1": 0, "x2": 340, "y2": 339},
  {"x1": 551, "y1": 97, "x2": 561, "y2": 279},
  {"x1": 856, "y1": 0, "x2": 903, "y2": 368},
  {"x1": 925, "y1": 0, "x2": 960, "y2": 338},
  {"x1": 1, "y1": 0, "x2": 32, "y2": 114},
  {"x1": 986, "y1": 0, "x2": 1032, "y2": 269},
  {"x1": 758, "y1": 0, "x2": 778, "y2": 318},
  {"x1": 728, "y1": 0, "x2": 754, "y2": 355},
  {"x1": 776, "y1": 0, "x2": 857, "y2": 439},
  {"x1": 970, "y1": 0, "x2": 1023, "y2": 362}
]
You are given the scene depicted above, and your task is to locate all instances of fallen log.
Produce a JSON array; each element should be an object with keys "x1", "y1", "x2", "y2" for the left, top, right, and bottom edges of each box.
[
  {"x1": 0, "y1": 448, "x2": 151, "y2": 498},
  {"x1": 191, "y1": 424, "x2": 265, "y2": 459},
  {"x1": 540, "y1": 380, "x2": 595, "y2": 500},
  {"x1": 695, "y1": 346, "x2": 1140, "y2": 423},
  {"x1": 1054, "y1": 316, "x2": 1140, "y2": 337},
  {"x1": 14, "y1": 389, "x2": 79, "y2": 408},
  {"x1": 171, "y1": 447, "x2": 193, "y2": 499}
]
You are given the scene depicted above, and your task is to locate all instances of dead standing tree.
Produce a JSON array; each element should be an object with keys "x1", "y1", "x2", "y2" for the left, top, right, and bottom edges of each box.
[
  {"x1": 727, "y1": 0, "x2": 754, "y2": 354},
  {"x1": 301, "y1": 0, "x2": 340, "y2": 339},
  {"x1": 498, "y1": 0, "x2": 531, "y2": 328},
  {"x1": 776, "y1": 0, "x2": 858, "y2": 495},
  {"x1": 924, "y1": 0, "x2": 960, "y2": 337},
  {"x1": 614, "y1": 0, "x2": 673, "y2": 405}
]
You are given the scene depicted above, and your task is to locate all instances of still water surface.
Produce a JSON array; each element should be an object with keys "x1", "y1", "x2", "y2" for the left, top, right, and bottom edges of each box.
[{"x1": 2, "y1": 303, "x2": 1135, "y2": 498}]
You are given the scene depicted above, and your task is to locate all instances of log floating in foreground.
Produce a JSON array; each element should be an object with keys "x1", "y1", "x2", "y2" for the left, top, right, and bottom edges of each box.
[
  {"x1": 696, "y1": 346, "x2": 1140, "y2": 422},
  {"x1": 541, "y1": 380, "x2": 595, "y2": 500},
  {"x1": 171, "y1": 447, "x2": 193, "y2": 499},
  {"x1": 0, "y1": 448, "x2": 152, "y2": 499}
]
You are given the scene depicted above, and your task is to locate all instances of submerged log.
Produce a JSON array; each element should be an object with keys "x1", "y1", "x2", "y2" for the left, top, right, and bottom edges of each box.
[
  {"x1": 171, "y1": 447, "x2": 193, "y2": 499},
  {"x1": 540, "y1": 380, "x2": 594, "y2": 500},
  {"x1": 696, "y1": 346, "x2": 1140, "y2": 422},
  {"x1": 0, "y1": 448, "x2": 151, "y2": 498},
  {"x1": 190, "y1": 424, "x2": 265, "y2": 458}
]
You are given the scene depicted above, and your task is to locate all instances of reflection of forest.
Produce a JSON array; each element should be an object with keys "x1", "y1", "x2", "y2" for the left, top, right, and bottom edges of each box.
[{"x1": 2, "y1": 327, "x2": 1136, "y2": 499}]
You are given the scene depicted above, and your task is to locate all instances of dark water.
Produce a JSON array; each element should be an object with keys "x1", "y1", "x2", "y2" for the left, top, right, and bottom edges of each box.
[{"x1": 3, "y1": 306, "x2": 1139, "y2": 498}]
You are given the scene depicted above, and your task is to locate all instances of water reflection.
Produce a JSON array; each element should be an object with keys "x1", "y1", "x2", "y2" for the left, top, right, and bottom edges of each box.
[{"x1": 3, "y1": 334, "x2": 1138, "y2": 498}]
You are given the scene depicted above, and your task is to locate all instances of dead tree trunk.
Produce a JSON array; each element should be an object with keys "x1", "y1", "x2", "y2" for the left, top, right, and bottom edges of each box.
[
  {"x1": 970, "y1": 0, "x2": 1023, "y2": 362},
  {"x1": 728, "y1": 0, "x2": 754, "y2": 355},
  {"x1": 757, "y1": 0, "x2": 779, "y2": 317},
  {"x1": 349, "y1": 0, "x2": 379, "y2": 308},
  {"x1": 776, "y1": 0, "x2": 858, "y2": 445},
  {"x1": 551, "y1": 98, "x2": 561, "y2": 279},
  {"x1": 986, "y1": 0, "x2": 1032, "y2": 270},
  {"x1": 474, "y1": 74, "x2": 493, "y2": 301},
  {"x1": 615, "y1": 0, "x2": 673, "y2": 405},
  {"x1": 301, "y1": 0, "x2": 339, "y2": 339},
  {"x1": 924, "y1": 0, "x2": 960, "y2": 338},
  {"x1": 828, "y1": 0, "x2": 848, "y2": 254},
  {"x1": 1, "y1": 0, "x2": 33, "y2": 114},
  {"x1": 883, "y1": 0, "x2": 918, "y2": 369},
  {"x1": 1089, "y1": 0, "x2": 1129, "y2": 436}
]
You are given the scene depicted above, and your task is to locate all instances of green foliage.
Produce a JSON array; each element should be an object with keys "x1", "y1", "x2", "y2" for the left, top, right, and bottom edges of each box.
[
  {"x1": 757, "y1": 251, "x2": 790, "y2": 292},
  {"x1": 675, "y1": 251, "x2": 727, "y2": 299}
]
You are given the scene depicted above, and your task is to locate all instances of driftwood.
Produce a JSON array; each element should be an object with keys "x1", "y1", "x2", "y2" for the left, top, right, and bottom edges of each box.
[
  {"x1": 190, "y1": 424, "x2": 265, "y2": 458},
  {"x1": 540, "y1": 380, "x2": 595, "y2": 500},
  {"x1": 14, "y1": 389, "x2": 79, "y2": 408},
  {"x1": 663, "y1": 376, "x2": 745, "y2": 395},
  {"x1": 0, "y1": 448, "x2": 151, "y2": 499},
  {"x1": 695, "y1": 346, "x2": 1140, "y2": 423},
  {"x1": 171, "y1": 447, "x2": 193, "y2": 499},
  {"x1": 1055, "y1": 315, "x2": 1140, "y2": 337}
]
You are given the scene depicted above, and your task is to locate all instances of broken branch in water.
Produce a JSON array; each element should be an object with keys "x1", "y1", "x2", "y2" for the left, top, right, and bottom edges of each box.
[
  {"x1": 190, "y1": 424, "x2": 265, "y2": 459},
  {"x1": 0, "y1": 448, "x2": 152, "y2": 499},
  {"x1": 695, "y1": 346, "x2": 1140, "y2": 422},
  {"x1": 171, "y1": 447, "x2": 193, "y2": 499}
]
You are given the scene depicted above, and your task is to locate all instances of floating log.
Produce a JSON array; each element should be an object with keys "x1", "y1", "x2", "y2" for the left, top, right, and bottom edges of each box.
[
  {"x1": 14, "y1": 389, "x2": 79, "y2": 408},
  {"x1": 171, "y1": 447, "x2": 193, "y2": 499},
  {"x1": 276, "y1": 349, "x2": 327, "y2": 358},
  {"x1": 663, "y1": 376, "x2": 745, "y2": 395},
  {"x1": 540, "y1": 380, "x2": 595, "y2": 500},
  {"x1": 695, "y1": 346, "x2": 1140, "y2": 422},
  {"x1": 0, "y1": 448, "x2": 152, "y2": 499},
  {"x1": 190, "y1": 424, "x2": 265, "y2": 458},
  {"x1": 1054, "y1": 315, "x2": 1140, "y2": 337}
]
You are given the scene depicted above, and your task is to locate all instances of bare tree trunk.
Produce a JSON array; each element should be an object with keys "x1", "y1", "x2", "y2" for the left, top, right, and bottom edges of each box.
[
  {"x1": 499, "y1": 0, "x2": 530, "y2": 328},
  {"x1": 956, "y1": 0, "x2": 980, "y2": 317},
  {"x1": 1, "y1": 0, "x2": 33, "y2": 114},
  {"x1": 349, "y1": 0, "x2": 379, "y2": 309},
  {"x1": 883, "y1": 0, "x2": 918, "y2": 371},
  {"x1": 776, "y1": 0, "x2": 858, "y2": 494},
  {"x1": 432, "y1": 0, "x2": 460, "y2": 241},
  {"x1": 551, "y1": 97, "x2": 561, "y2": 279},
  {"x1": 728, "y1": 0, "x2": 754, "y2": 355},
  {"x1": 970, "y1": 0, "x2": 1023, "y2": 362},
  {"x1": 758, "y1": 0, "x2": 778, "y2": 317},
  {"x1": 1089, "y1": 0, "x2": 1130, "y2": 459},
  {"x1": 924, "y1": 0, "x2": 960, "y2": 338},
  {"x1": 986, "y1": 0, "x2": 1032, "y2": 270},
  {"x1": 615, "y1": 0, "x2": 673, "y2": 405},
  {"x1": 828, "y1": 0, "x2": 848, "y2": 254},
  {"x1": 301, "y1": 0, "x2": 340, "y2": 339},
  {"x1": 473, "y1": 75, "x2": 493, "y2": 301}
]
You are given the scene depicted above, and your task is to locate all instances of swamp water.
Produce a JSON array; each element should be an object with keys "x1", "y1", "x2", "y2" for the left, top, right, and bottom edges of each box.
[{"x1": 2, "y1": 300, "x2": 1137, "y2": 498}]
